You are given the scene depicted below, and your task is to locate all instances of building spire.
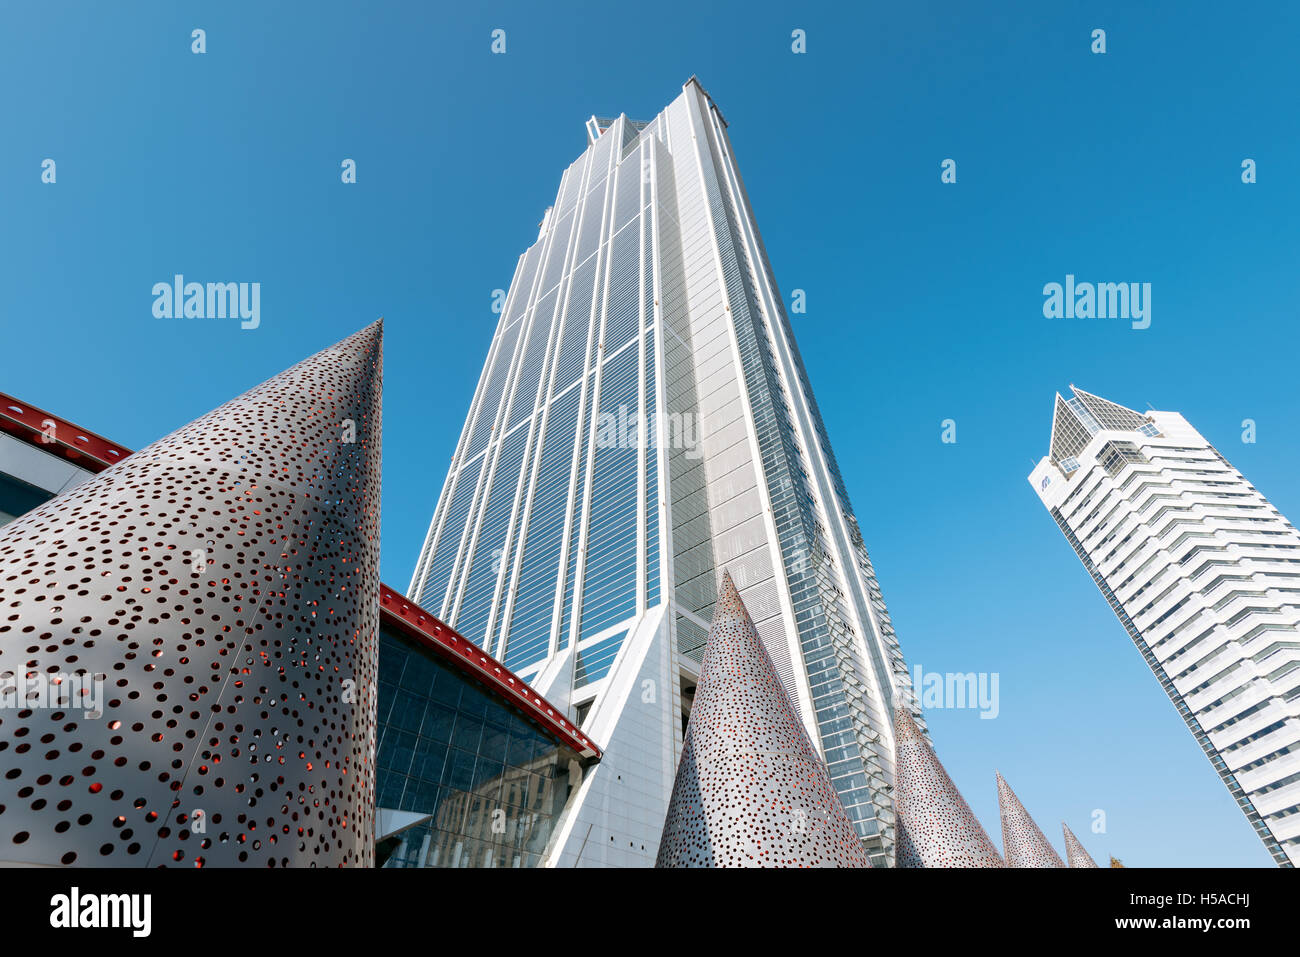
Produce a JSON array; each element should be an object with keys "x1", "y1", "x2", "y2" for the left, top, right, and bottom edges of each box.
[
  {"x1": 1048, "y1": 385, "x2": 1150, "y2": 467},
  {"x1": 995, "y1": 771, "x2": 1066, "y2": 867},
  {"x1": 893, "y1": 708, "x2": 1004, "y2": 867},
  {"x1": 1062, "y1": 822, "x2": 1100, "y2": 867},
  {"x1": 0, "y1": 320, "x2": 383, "y2": 867},
  {"x1": 656, "y1": 571, "x2": 870, "y2": 867}
]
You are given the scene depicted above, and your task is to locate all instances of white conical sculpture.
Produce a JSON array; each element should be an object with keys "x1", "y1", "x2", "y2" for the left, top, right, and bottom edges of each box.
[
  {"x1": 0, "y1": 321, "x2": 383, "y2": 867},
  {"x1": 995, "y1": 771, "x2": 1066, "y2": 867},
  {"x1": 1062, "y1": 822, "x2": 1099, "y2": 867},
  {"x1": 656, "y1": 572, "x2": 870, "y2": 867},
  {"x1": 893, "y1": 707, "x2": 1004, "y2": 867}
]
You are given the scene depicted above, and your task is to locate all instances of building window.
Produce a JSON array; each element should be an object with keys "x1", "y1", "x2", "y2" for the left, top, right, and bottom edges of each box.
[{"x1": 1098, "y1": 440, "x2": 1148, "y2": 478}]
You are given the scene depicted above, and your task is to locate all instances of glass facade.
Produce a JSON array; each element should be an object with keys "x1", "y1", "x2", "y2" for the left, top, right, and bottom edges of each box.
[
  {"x1": 0, "y1": 470, "x2": 54, "y2": 527},
  {"x1": 376, "y1": 623, "x2": 588, "y2": 868},
  {"x1": 410, "y1": 114, "x2": 657, "y2": 682}
]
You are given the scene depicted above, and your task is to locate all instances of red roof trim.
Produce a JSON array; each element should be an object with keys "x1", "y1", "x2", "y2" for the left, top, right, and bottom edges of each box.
[
  {"x1": 0, "y1": 391, "x2": 132, "y2": 473},
  {"x1": 378, "y1": 584, "x2": 600, "y2": 760}
]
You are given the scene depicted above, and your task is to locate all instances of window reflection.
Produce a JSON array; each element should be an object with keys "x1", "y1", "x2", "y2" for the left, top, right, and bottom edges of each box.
[{"x1": 377, "y1": 625, "x2": 589, "y2": 868}]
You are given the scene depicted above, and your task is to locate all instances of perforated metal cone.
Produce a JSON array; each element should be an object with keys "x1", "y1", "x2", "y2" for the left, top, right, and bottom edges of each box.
[
  {"x1": 1062, "y1": 822, "x2": 1099, "y2": 868},
  {"x1": 996, "y1": 771, "x2": 1066, "y2": 868},
  {"x1": 656, "y1": 572, "x2": 870, "y2": 867},
  {"x1": 0, "y1": 321, "x2": 382, "y2": 867},
  {"x1": 893, "y1": 707, "x2": 1004, "y2": 867}
]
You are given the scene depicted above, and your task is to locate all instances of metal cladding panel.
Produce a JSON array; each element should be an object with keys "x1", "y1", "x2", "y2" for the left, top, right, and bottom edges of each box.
[
  {"x1": 892, "y1": 708, "x2": 1004, "y2": 868},
  {"x1": 996, "y1": 771, "x2": 1066, "y2": 868},
  {"x1": 656, "y1": 572, "x2": 869, "y2": 868},
  {"x1": 0, "y1": 321, "x2": 383, "y2": 867},
  {"x1": 1062, "y1": 822, "x2": 1099, "y2": 868}
]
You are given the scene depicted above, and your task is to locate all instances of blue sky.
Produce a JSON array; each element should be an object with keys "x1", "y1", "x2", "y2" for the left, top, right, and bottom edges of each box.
[{"x1": 4, "y1": 1, "x2": 1298, "y2": 866}]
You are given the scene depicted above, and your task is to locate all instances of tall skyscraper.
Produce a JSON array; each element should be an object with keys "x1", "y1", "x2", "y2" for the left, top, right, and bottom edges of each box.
[
  {"x1": 1030, "y1": 386, "x2": 1300, "y2": 867},
  {"x1": 409, "y1": 78, "x2": 920, "y2": 866}
]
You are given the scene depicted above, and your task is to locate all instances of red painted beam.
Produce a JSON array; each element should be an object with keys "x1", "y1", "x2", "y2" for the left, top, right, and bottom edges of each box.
[
  {"x1": 378, "y1": 583, "x2": 600, "y2": 761},
  {"x1": 0, "y1": 392, "x2": 132, "y2": 473}
]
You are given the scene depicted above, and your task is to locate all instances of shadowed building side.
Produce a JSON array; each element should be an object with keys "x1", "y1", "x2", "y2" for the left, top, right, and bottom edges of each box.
[
  {"x1": 656, "y1": 572, "x2": 869, "y2": 867},
  {"x1": 1063, "y1": 822, "x2": 1099, "y2": 868},
  {"x1": 996, "y1": 771, "x2": 1066, "y2": 868},
  {"x1": 0, "y1": 321, "x2": 383, "y2": 867},
  {"x1": 893, "y1": 708, "x2": 1004, "y2": 867}
]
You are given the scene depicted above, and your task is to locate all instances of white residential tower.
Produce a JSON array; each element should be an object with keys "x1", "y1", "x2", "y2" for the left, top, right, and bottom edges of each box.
[{"x1": 1030, "y1": 386, "x2": 1300, "y2": 866}]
